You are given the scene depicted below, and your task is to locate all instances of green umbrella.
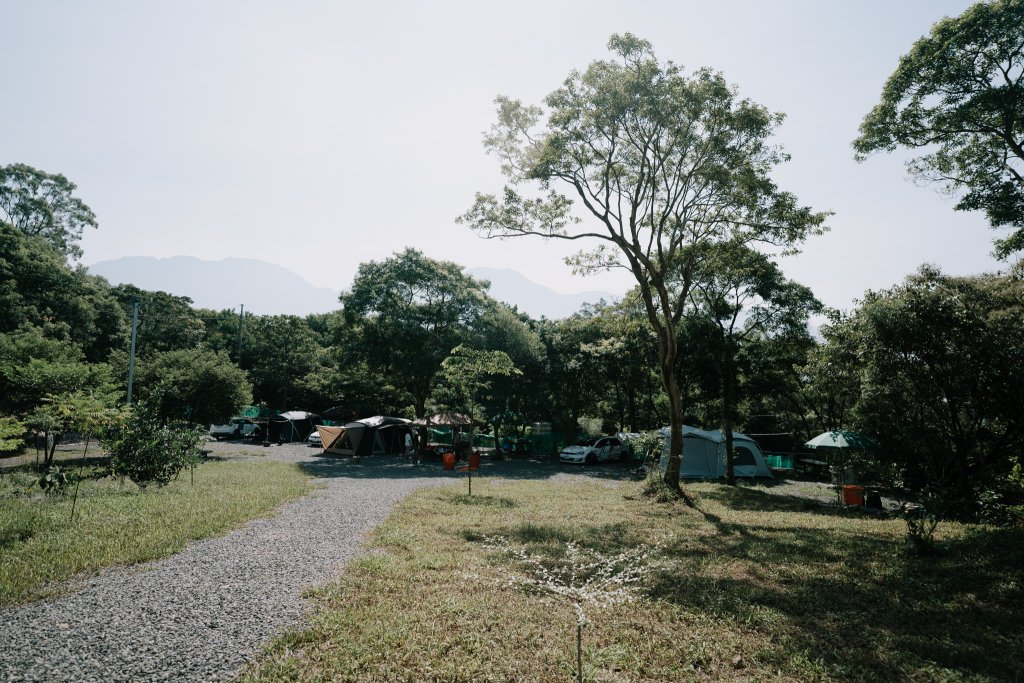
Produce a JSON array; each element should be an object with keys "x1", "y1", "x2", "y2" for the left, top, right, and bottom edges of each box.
[{"x1": 804, "y1": 430, "x2": 879, "y2": 450}]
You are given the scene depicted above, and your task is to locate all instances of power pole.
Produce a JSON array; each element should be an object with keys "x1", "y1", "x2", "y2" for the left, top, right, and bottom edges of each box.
[
  {"x1": 237, "y1": 304, "x2": 245, "y2": 365},
  {"x1": 126, "y1": 297, "x2": 140, "y2": 405}
]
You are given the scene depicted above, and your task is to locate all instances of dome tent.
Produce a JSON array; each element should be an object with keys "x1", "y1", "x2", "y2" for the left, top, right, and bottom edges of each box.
[
  {"x1": 659, "y1": 425, "x2": 773, "y2": 479},
  {"x1": 268, "y1": 411, "x2": 319, "y2": 443}
]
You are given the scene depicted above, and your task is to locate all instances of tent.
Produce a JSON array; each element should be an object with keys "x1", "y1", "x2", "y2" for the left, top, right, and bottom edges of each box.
[
  {"x1": 322, "y1": 415, "x2": 411, "y2": 456},
  {"x1": 268, "y1": 411, "x2": 319, "y2": 443},
  {"x1": 659, "y1": 425, "x2": 773, "y2": 478}
]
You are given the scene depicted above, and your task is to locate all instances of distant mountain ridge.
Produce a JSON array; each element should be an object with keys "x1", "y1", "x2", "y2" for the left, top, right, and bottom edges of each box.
[
  {"x1": 86, "y1": 257, "x2": 617, "y2": 319},
  {"x1": 466, "y1": 267, "x2": 616, "y2": 319},
  {"x1": 87, "y1": 256, "x2": 341, "y2": 316}
]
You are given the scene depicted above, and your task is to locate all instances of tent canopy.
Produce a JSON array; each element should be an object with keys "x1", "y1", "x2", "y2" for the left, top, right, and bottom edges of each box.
[
  {"x1": 659, "y1": 425, "x2": 773, "y2": 478},
  {"x1": 267, "y1": 411, "x2": 319, "y2": 442},
  {"x1": 325, "y1": 416, "x2": 411, "y2": 456}
]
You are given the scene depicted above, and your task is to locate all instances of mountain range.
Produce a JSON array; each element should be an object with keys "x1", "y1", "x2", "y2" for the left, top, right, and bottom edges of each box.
[{"x1": 86, "y1": 256, "x2": 616, "y2": 319}]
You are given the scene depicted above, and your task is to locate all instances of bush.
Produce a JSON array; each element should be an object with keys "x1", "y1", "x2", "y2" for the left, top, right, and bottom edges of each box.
[
  {"x1": 36, "y1": 465, "x2": 71, "y2": 495},
  {"x1": 104, "y1": 402, "x2": 202, "y2": 488}
]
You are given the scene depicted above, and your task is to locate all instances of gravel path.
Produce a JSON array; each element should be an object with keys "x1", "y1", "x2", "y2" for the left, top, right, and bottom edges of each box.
[{"x1": 0, "y1": 443, "x2": 446, "y2": 682}]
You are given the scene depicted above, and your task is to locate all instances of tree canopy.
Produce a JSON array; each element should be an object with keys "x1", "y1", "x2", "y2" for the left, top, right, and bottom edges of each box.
[
  {"x1": 460, "y1": 33, "x2": 827, "y2": 488},
  {"x1": 340, "y1": 248, "x2": 492, "y2": 417},
  {"x1": 0, "y1": 163, "x2": 98, "y2": 259},
  {"x1": 853, "y1": 0, "x2": 1024, "y2": 258}
]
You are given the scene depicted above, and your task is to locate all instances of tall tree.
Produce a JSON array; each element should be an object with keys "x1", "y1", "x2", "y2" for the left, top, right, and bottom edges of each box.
[
  {"x1": 460, "y1": 34, "x2": 827, "y2": 489},
  {"x1": 838, "y1": 265, "x2": 1024, "y2": 519},
  {"x1": 0, "y1": 164, "x2": 98, "y2": 259},
  {"x1": 854, "y1": 0, "x2": 1024, "y2": 258},
  {"x1": 340, "y1": 248, "x2": 492, "y2": 417},
  {"x1": 689, "y1": 244, "x2": 819, "y2": 484}
]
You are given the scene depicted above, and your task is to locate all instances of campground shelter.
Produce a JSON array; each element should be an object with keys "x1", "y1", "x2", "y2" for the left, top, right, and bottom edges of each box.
[
  {"x1": 316, "y1": 415, "x2": 411, "y2": 456},
  {"x1": 659, "y1": 425, "x2": 773, "y2": 478},
  {"x1": 268, "y1": 411, "x2": 319, "y2": 443}
]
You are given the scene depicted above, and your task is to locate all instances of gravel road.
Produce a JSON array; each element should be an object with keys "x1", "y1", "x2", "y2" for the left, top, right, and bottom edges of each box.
[{"x1": 0, "y1": 443, "x2": 449, "y2": 682}]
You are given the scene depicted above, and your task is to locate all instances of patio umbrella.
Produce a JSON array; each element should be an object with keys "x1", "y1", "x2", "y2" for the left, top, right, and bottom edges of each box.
[{"x1": 804, "y1": 430, "x2": 879, "y2": 450}]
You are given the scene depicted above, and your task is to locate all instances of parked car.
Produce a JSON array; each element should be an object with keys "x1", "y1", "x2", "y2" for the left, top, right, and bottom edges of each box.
[
  {"x1": 307, "y1": 429, "x2": 323, "y2": 447},
  {"x1": 209, "y1": 418, "x2": 261, "y2": 440},
  {"x1": 560, "y1": 436, "x2": 625, "y2": 465}
]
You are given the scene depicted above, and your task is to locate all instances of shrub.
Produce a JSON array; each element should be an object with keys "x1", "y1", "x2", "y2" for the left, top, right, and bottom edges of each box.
[
  {"x1": 36, "y1": 465, "x2": 71, "y2": 495},
  {"x1": 104, "y1": 402, "x2": 202, "y2": 488}
]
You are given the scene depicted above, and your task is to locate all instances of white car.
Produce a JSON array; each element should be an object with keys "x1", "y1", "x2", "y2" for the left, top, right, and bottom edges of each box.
[
  {"x1": 209, "y1": 418, "x2": 261, "y2": 440},
  {"x1": 560, "y1": 436, "x2": 625, "y2": 465},
  {"x1": 307, "y1": 429, "x2": 323, "y2": 447}
]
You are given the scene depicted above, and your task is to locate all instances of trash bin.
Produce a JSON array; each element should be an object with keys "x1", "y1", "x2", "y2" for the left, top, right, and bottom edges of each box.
[
  {"x1": 468, "y1": 452, "x2": 480, "y2": 470},
  {"x1": 443, "y1": 452, "x2": 455, "y2": 470},
  {"x1": 842, "y1": 484, "x2": 865, "y2": 506},
  {"x1": 865, "y1": 489, "x2": 883, "y2": 510}
]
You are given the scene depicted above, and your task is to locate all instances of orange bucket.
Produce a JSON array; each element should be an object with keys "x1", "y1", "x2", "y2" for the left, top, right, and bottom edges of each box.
[
  {"x1": 468, "y1": 452, "x2": 480, "y2": 470},
  {"x1": 842, "y1": 484, "x2": 864, "y2": 506},
  {"x1": 443, "y1": 452, "x2": 456, "y2": 470}
]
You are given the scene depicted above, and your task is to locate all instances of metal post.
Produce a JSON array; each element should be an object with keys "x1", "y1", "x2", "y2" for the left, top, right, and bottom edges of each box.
[
  {"x1": 236, "y1": 304, "x2": 244, "y2": 364},
  {"x1": 126, "y1": 298, "x2": 140, "y2": 405}
]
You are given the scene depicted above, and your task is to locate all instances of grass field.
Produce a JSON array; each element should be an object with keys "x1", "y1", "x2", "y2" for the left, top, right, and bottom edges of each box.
[
  {"x1": 246, "y1": 475, "x2": 1024, "y2": 682},
  {"x1": 0, "y1": 458, "x2": 311, "y2": 607}
]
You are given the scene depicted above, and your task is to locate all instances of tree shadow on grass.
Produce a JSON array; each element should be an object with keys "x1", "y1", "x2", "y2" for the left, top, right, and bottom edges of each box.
[{"x1": 649, "y1": 500, "x2": 1024, "y2": 680}]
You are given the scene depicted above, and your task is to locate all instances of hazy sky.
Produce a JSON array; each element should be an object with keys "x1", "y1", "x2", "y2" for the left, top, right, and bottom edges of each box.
[{"x1": 1, "y1": 0, "x2": 1010, "y2": 311}]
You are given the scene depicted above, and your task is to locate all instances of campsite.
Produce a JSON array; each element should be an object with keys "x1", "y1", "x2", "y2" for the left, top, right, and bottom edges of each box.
[{"x1": 3, "y1": 1, "x2": 1024, "y2": 680}]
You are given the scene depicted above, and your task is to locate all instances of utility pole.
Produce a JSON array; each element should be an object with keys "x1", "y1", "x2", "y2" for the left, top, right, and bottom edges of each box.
[
  {"x1": 237, "y1": 304, "x2": 245, "y2": 365},
  {"x1": 126, "y1": 297, "x2": 140, "y2": 405}
]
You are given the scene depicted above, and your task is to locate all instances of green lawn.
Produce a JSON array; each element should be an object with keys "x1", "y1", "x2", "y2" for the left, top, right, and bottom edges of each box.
[
  {"x1": 245, "y1": 476, "x2": 1024, "y2": 682},
  {"x1": 0, "y1": 458, "x2": 311, "y2": 607}
]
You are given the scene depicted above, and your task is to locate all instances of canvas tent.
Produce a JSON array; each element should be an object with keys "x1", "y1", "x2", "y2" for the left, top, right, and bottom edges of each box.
[
  {"x1": 659, "y1": 425, "x2": 773, "y2": 478},
  {"x1": 268, "y1": 411, "x2": 319, "y2": 443},
  {"x1": 321, "y1": 415, "x2": 411, "y2": 456}
]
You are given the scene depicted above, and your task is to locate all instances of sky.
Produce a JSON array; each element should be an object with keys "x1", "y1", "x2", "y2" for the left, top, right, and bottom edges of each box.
[{"x1": 1, "y1": 0, "x2": 1011, "y2": 312}]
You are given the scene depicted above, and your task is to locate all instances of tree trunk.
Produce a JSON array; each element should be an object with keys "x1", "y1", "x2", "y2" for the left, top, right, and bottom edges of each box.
[
  {"x1": 723, "y1": 351, "x2": 736, "y2": 486},
  {"x1": 660, "y1": 352, "x2": 684, "y2": 489}
]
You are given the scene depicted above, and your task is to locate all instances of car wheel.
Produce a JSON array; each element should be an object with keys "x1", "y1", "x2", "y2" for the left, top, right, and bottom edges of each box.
[{"x1": 585, "y1": 452, "x2": 597, "y2": 466}]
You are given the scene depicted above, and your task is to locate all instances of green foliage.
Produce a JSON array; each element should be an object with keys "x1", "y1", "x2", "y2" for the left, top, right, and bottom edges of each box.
[
  {"x1": 0, "y1": 416, "x2": 25, "y2": 454},
  {"x1": 432, "y1": 345, "x2": 521, "y2": 420},
  {"x1": 105, "y1": 402, "x2": 203, "y2": 488},
  {"x1": 23, "y1": 391, "x2": 119, "y2": 467},
  {"x1": 901, "y1": 506, "x2": 939, "y2": 557},
  {"x1": 36, "y1": 466, "x2": 71, "y2": 495},
  {"x1": 111, "y1": 284, "x2": 206, "y2": 356},
  {"x1": 236, "y1": 315, "x2": 318, "y2": 409},
  {"x1": 135, "y1": 348, "x2": 252, "y2": 425},
  {"x1": 0, "y1": 224, "x2": 126, "y2": 362},
  {"x1": 0, "y1": 163, "x2": 98, "y2": 259},
  {"x1": 854, "y1": 0, "x2": 1024, "y2": 258},
  {"x1": 811, "y1": 266, "x2": 1024, "y2": 520},
  {"x1": 576, "y1": 415, "x2": 602, "y2": 437},
  {"x1": 341, "y1": 248, "x2": 494, "y2": 416}
]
